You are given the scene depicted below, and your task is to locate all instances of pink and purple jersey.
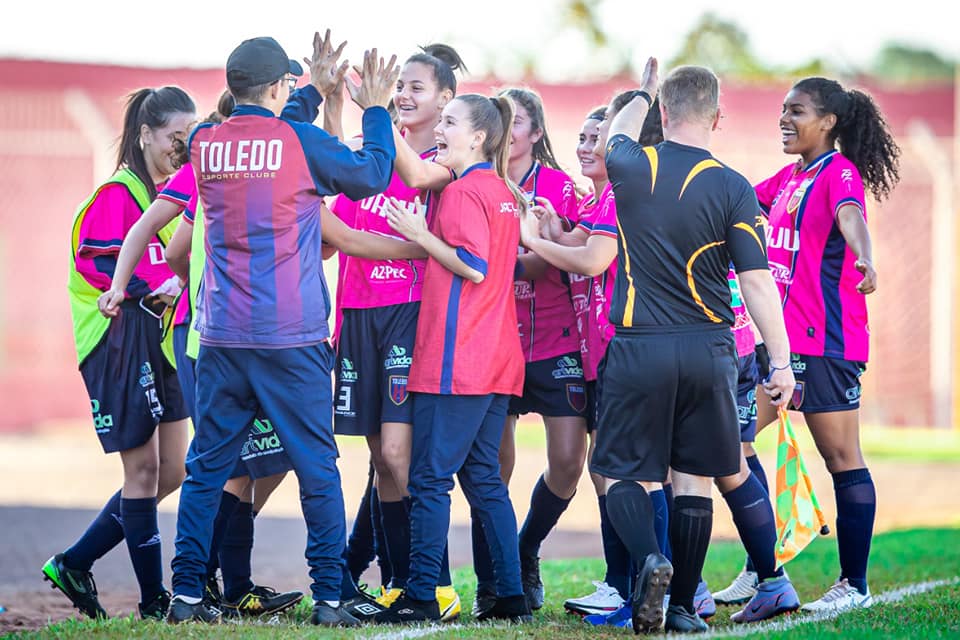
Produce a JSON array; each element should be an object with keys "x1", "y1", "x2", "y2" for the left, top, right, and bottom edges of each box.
[
  {"x1": 189, "y1": 103, "x2": 394, "y2": 348},
  {"x1": 514, "y1": 164, "x2": 580, "y2": 362},
  {"x1": 409, "y1": 165, "x2": 524, "y2": 396},
  {"x1": 755, "y1": 150, "x2": 868, "y2": 361},
  {"x1": 570, "y1": 183, "x2": 617, "y2": 381},
  {"x1": 727, "y1": 267, "x2": 756, "y2": 358},
  {"x1": 157, "y1": 162, "x2": 199, "y2": 327},
  {"x1": 331, "y1": 146, "x2": 438, "y2": 309},
  {"x1": 74, "y1": 181, "x2": 176, "y2": 298}
]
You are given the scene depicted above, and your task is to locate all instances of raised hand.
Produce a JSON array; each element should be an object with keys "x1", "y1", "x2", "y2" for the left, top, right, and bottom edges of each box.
[
  {"x1": 304, "y1": 29, "x2": 349, "y2": 99},
  {"x1": 637, "y1": 56, "x2": 659, "y2": 98},
  {"x1": 346, "y1": 48, "x2": 400, "y2": 110}
]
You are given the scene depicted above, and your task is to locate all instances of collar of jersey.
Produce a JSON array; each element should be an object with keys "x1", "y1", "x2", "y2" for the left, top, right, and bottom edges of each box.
[
  {"x1": 230, "y1": 104, "x2": 276, "y2": 118},
  {"x1": 457, "y1": 162, "x2": 492, "y2": 179},
  {"x1": 799, "y1": 149, "x2": 838, "y2": 173}
]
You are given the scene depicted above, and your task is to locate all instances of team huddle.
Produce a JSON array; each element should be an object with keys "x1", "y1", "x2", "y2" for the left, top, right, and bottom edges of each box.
[{"x1": 47, "y1": 28, "x2": 900, "y2": 633}]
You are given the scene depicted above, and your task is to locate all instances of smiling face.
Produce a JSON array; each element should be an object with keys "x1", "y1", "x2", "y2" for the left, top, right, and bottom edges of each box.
[
  {"x1": 433, "y1": 98, "x2": 484, "y2": 174},
  {"x1": 780, "y1": 88, "x2": 836, "y2": 164},
  {"x1": 577, "y1": 117, "x2": 606, "y2": 181},
  {"x1": 394, "y1": 61, "x2": 450, "y2": 132},
  {"x1": 141, "y1": 110, "x2": 197, "y2": 181},
  {"x1": 507, "y1": 102, "x2": 541, "y2": 165}
]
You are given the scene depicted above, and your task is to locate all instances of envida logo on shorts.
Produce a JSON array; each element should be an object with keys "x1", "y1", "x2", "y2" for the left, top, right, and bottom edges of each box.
[
  {"x1": 91, "y1": 399, "x2": 113, "y2": 434},
  {"x1": 384, "y1": 345, "x2": 412, "y2": 371},
  {"x1": 389, "y1": 375, "x2": 409, "y2": 406},
  {"x1": 552, "y1": 356, "x2": 583, "y2": 380},
  {"x1": 340, "y1": 358, "x2": 358, "y2": 382}
]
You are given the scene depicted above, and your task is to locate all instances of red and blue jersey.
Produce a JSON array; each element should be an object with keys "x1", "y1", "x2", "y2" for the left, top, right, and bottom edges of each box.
[
  {"x1": 409, "y1": 165, "x2": 524, "y2": 396},
  {"x1": 755, "y1": 150, "x2": 868, "y2": 361},
  {"x1": 514, "y1": 164, "x2": 580, "y2": 362},
  {"x1": 189, "y1": 102, "x2": 395, "y2": 348}
]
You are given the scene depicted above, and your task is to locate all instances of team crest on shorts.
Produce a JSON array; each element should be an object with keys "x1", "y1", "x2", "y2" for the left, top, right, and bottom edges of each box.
[
  {"x1": 389, "y1": 375, "x2": 409, "y2": 406},
  {"x1": 790, "y1": 382, "x2": 805, "y2": 410},
  {"x1": 566, "y1": 383, "x2": 587, "y2": 413}
]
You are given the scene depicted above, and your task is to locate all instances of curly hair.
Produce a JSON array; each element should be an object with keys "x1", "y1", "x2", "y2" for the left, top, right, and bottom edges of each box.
[{"x1": 793, "y1": 77, "x2": 901, "y2": 202}]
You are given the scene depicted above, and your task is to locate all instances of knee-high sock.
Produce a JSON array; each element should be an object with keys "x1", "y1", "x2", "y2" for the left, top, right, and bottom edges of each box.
[
  {"x1": 518, "y1": 475, "x2": 573, "y2": 558},
  {"x1": 220, "y1": 502, "x2": 255, "y2": 602},
  {"x1": 723, "y1": 474, "x2": 781, "y2": 581},
  {"x1": 833, "y1": 468, "x2": 876, "y2": 595},
  {"x1": 121, "y1": 496, "x2": 164, "y2": 603},
  {"x1": 598, "y1": 494, "x2": 632, "y2": 599},
  {"x1": 63, "y1": 490, "x2": 125, "y2": 571},
  {"x1": 206, "y1": 492, "x2": 240, "y2": 580},
  {"x1": 668, "y1": 496, "x2": 713, "y2": 615}
]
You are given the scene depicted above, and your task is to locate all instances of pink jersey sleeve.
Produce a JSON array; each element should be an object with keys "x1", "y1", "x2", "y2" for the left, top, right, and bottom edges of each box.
[
  {"x1": 156, "y1": 163, "x2": 197, "y2": 214},
  {"x1": 754, "y1": 164, "x2": 794, "y2": 214},
  {"x1": 825, "y1": 160, "x2": 866, "y2": 219}
]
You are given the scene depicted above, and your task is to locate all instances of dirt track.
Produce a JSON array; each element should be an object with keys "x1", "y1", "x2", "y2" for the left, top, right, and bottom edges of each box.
[{"x1": 1, "y1": 425, "x2": 957, "y2": 633}]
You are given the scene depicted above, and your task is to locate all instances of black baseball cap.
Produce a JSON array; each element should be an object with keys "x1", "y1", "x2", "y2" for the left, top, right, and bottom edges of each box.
[{"x1": 226, "y1": 37, "x2": 303, "y2": 90}]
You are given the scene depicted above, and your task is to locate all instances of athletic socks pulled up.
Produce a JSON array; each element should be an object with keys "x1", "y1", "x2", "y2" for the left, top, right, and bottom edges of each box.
[
  {"x1": 604, "y1": 482, "x2": 660, "y2": 572},
  {"x1": 833, "y1": 468, "x2": 876, "y2": 595},
  {"x1": 380, "y1": 498, "x2": 410, "y2": 588},
  {"x1": 598, "y1": 494, "x2": 632, "y2": 600},
  {"x1": 723, "y1": 473, "x2": 781, "y2": 581},
  {"x1": 649, "y1": 488, "x2": 671, "y2": 561},
  {"x1": 518, "y1": 475, "x2": 573, "y2": 558},
  {"x1": 220, "y1": 502, "x2": 255, "y2": 602},
  {"x1": 121, "y1": 496, "x2": 164, "y2": 603},
  {"x1": 668, "y1": 495, "x2": 713, "y2": 615},
  {"x1": 206, "y1": 491, "x2": 241, "y2": 580},
  {"x1": 63, "y1": 489, "x2": 124, "y2": 571}
]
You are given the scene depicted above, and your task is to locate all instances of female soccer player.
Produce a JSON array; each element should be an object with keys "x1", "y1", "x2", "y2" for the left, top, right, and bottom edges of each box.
[
  {"x1": 374, "y1": 93, "x2": 530, "y2": 625},
  {"x1": 753, "y1": 76, "x2": 900, "y2": 613},
  {"x1": 327, "y1": 44, "x2": 466, "y2": 620},
  {"x1": 47, "y1": 86, "x2": 196, "y2": 620},
  {"x1": 467, "y1": 87, "x2": 584, "y2": 614}
]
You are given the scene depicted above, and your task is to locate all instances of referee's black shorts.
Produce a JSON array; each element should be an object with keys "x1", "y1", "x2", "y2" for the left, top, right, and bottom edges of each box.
[{"x1": 589, "y1": 325, "x2": 740, "y2": 482}]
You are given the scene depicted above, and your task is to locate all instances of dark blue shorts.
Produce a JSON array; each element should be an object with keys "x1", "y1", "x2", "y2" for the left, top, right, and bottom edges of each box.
[
  {"x1": 173, "y1": 324, "x2": 292, "y2": 480},
  {"x1": 508, "y1": 351, "x2": 588, "y2": 419},
  {"x1": 80, "y1": 300, "x2": 188, "y2": 453},
  {"x1": 585, "y1": 379, "x2": 598, "y2": 433},
  {"x1": 789, "y1": 354, "x2": 866, "y2": 413},
  {"x1": 736, "y1": 353, "x2": 759, "y2": 442},
  {"x1": 334, "y1": 303, "x2": 419, "y2": 436}
]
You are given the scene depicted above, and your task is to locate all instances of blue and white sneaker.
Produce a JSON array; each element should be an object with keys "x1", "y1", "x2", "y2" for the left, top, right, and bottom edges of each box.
[
  {"x1": 731, "y1": 575, "x2": 800, "y2": 623},
  {"x1": 800, "y1": 579, "x2": 872, "y2": 614},
  {"x1": 584, "y1": 603, "x2": 632, "y2": 627},
  {"x1": 695, "y1": 580, "x2": 716, "y2": 619}
]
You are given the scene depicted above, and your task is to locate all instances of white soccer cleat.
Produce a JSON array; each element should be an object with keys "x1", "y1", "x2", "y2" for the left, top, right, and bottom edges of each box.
[
  {"x1": 712, "y1": 569, "x2": 759, "y2": 605},
  {"x1": 563, "y1": 581, "x2": 625, "y2": 616},
  {"x1": 800, "y1": 579, "x2": 873, "y2": 613}
]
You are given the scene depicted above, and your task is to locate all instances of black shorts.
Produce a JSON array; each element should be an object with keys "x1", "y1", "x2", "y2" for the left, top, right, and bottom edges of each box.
[
  {"x1": 590, "y1": 327, "x2": 740, "y2": 481},
  {"x1": 509, "y1": 351, "x2": 588, "y2": 418},
  {"x1": 334, "y1": 303, "x2": 419, "y2": 436},
  {"x1": 737, "y1": 353, "x2": 759, "y2": 442},
  {"x1": 585, "y1": 379, "x2": 598, "y2": 433},
  {"x1": 789, "y1": 354, "x2": 866, "y2": 413},
  {"x1": 80, "y1": 300, "x2": 188, "y2": 454}
]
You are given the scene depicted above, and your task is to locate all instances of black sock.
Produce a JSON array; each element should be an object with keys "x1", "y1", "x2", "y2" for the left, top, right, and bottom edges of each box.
[
  {"x1": 373, "y1": 489, "x2": 393, "y2": 587},
  {"x1": 662, "y1": 483, "x2": 674, "y2": 561},
  {"x1": 380, "y1": 499, "x2": 410, "y2": 588},
  {"x1": 598, "y1": 495, "x2": 632, "y2": 599},
  {"x1": 120, "y1": 496, "x2": 164, "y2": 603},
  {"x1": 220, "y1": 502, "x2": 255, "y2": 601},
  {"x1": 206, "y1": 491, "x2": 240, "y2": 582},
  {"x1": 668, "y1": 496, "x2": 713, "y2": 615},
  {"x1": 649, "y1": 489, "x2": 671, "y2": 561},
  {"x1": 471, "y1": 507, "x2": 495, "y2": 593},
  {"x1": 833, "y1": 468, "x2": 876, "y2": 595},
  {"x1": 723, "y1": 474, "x2": 781, "y2": 581},
  {"x1": 743, "y1": 456, "x2": 767, "y2": 573},
  {"x1": 605, "y1": 482, "x2": 660, "y2": 568},
  {"x1": 518, "y1": 475, "x2": 573, "y2": 558},
  {"x1": 63, "y1": 490, "x2": 124, "y2": 571},
  {"x1": 345, "y1": 476, "x2": 376, "y2": 584}
]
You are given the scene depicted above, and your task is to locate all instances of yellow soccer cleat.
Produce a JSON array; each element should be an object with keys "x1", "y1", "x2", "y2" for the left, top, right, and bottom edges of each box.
[
  {"x1": 436, "y1": 584, "x2": 461, "y2": 622},
  {"x1": 376, "y1": 586, "x2": 403, "y2": 608}
]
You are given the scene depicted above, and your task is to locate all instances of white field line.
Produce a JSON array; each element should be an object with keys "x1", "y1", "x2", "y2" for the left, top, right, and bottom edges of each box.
[
  {"x1": 705, "y1": 576, "x2": 960, "y2": 638},
  {"x1": 361, "y1": 576, "x2": 959, "y2": 640}
]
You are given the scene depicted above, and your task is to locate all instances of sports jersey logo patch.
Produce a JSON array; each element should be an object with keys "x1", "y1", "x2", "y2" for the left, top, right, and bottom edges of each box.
[
  {"x1": 566, "y1": 383, "x2": 587, "y2": 413},
  {"x1": 790, "y1": 382, "x2": 805, "y2": 410},
  {"x1": 389, "y1": 375, "x2": 409, "y2": 406},
  {"x1": 785, "y1": 178, "x2": 813, "y2": 215}
]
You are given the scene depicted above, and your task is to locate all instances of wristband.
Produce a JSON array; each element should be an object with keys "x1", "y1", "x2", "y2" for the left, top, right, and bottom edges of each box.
[
  {"x1": 636, "y1": 90, "x2": 653, "y2": 108},
  {"x1": 768, "y1": 362, "x2": 790, "y2": 372}
]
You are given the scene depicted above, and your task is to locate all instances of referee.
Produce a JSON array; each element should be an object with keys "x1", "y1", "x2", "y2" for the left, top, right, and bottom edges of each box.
[{"x1": 590, "y1": 60, "x2": 795, "y2": 634}]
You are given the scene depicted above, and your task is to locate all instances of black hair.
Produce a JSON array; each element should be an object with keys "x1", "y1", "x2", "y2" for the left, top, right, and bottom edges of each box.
[
  {"x1": 639, "y1": 97, "x2": 664, "y2": 146},
  {"x1": 171, "y1": 91, "x2": 233, "y2": 168},
  {"x1": 586, "y1": 106, "x2": 607, "y2": 121},
  {"x1": 499, "y1": 87, "x2": 562, "y2": 170},
  {"x1": 117, "y1": 86, "x2": 195, "y2": 199},
  {"x1": 792, "y1": 77, "x2": 901, "y2": 202},
  {"x1": 405, "y1": 43, "x2": 467, "y2": 96}
]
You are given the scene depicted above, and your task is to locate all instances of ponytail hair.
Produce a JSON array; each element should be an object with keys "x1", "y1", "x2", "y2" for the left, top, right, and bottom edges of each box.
[
  {"x1": 217, "y1": 90, "x2": 236, "y2": 120},
  {"x1": 116, "y1": 86, "x2": 196, "y2": 199},
  {"x1": 498, "y1": 87, "x2": 562, "y2": 170},
  {"x1": 171, "y1": 90, "x2": 233, "y2": 168},
  {"x1": 406, "y1": 43, "x2": 467, "y2": 96},
  {"x1": 454, "y1": 94, "x2": 527, "y2": 214},
  {"x1": 792, "y1": 77, "x2": 901, "y2": 202}
]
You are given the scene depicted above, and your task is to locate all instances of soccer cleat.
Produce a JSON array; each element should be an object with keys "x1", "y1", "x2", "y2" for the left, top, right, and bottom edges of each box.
[
  {"x1": 165, "y1": 595, "x2": 221, "y2": 624},
  {"x1": 376, "y1": 586, "x2": 403, "y2": 608},
  {"x1": 520, "y1": 552, "x2": 544, "y2": 611},
  {"x1": 712, "y1": 569, "x2": 759, "y2": 605},
  {"x1": 731, "y1": 575, "x2": 800, "y2": 623},
  {"x1": 800, "y1": 579, "x2": 873, "y2": 613},
  {"x1": 631, "y1": 553, "x2": 673, "y2": 634},
  {"x1": 139, "y1": 590, "x2": 171, "y2": 620},
  {"x1": 203, "y1": 574, "x2": 223, "y2": 609},
  {"x1": 340, "y1": 591, "x2": 386, "y2": 621},
  {"x1": 373, "y1": 593, "x2": 441, "y2": 624},
  {"x1": 664, "y1": 603, "x2": 708, "y2": 633},
  {"x1": 41, "y1": 554, "x2": 108, "y2": 620},
  {"x1": 472, "y1": 584, "x2": 497, "y2": 617},
  {"x1": 584, "y1": 602, "x2": 633, "y2": 627},
  {"x1": 694, "y1": 580, "x2": 716, "y2": 619},
  {"x1": 436, "y1": 585, "x2": 461, "y2": 621},
  {"x1": 563, "y1": 580, "x2": 625, "y2": 616},
  {"x1": 310, "y1": 601, "x2": 361, "y2": 627},
  {"x1": 220, "y1": 585, "x2": 304, "y2": 618},
  {"x1": 475, "y1": 594, "x2": 532, "y2": 624}
]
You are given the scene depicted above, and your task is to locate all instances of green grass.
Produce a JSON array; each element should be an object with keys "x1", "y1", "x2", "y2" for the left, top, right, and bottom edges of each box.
[{"x1": 12, "y1": 527, "x2": 960, "y2": 639}]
